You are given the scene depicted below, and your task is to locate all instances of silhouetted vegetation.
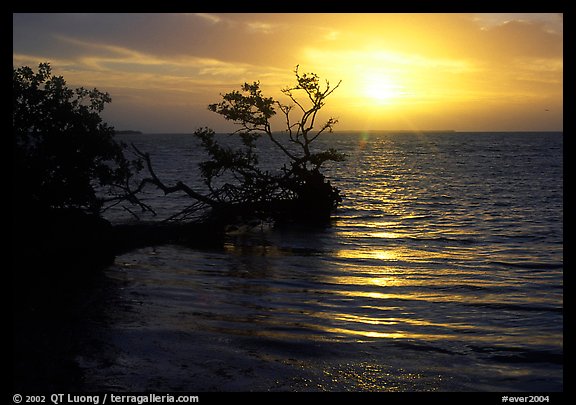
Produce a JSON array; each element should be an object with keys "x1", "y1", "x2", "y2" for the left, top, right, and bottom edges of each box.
[
  {"x1": 12, "y1": 63, "x2": 347, "y2": 273},
  {"x1": 12, "y1": 62, "x2": 166, "y2": 283},
  {"x1": 13, "y1": 63, "x2": 143, "y2": 216},
  {"x1": 12, "y1": 63, "x2": 346, "y2": 391},
  {"x1": 135, "y1": 66, "x2": 345, "y2": 226}
]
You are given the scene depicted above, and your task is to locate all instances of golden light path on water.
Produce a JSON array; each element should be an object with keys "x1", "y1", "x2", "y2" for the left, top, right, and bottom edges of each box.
[
  {"x1": 272, "y1": 211, "x2": 561, "y2": 349},
  {"x1": 86, "y1": 131, "x2": 562, "y2": 391},
  {"x1": 200, "y1": 243, "x2": 555, "y2": 349}
]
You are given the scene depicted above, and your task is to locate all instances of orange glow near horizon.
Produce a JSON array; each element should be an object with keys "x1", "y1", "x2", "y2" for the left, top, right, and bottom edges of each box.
[{"x1": 13, "y1": 13, "x2": 563, "y2": 132}]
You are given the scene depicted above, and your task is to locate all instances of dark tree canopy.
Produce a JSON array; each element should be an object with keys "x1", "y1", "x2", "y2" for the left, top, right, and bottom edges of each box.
[
  {"x1": 13, "y1": 63, "x2": 141, "y2": 215},
  {"x1": 135, "y1": 66, "x2": 345, "y2": 225},
  {"x1": 207, "y1": 66, "x2": 345, "y2": 171}
]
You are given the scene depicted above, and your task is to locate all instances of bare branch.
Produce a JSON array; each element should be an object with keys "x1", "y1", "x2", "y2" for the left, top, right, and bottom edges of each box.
[
  {"x1": 265, "y1": 130, "x2": 300, "y2": 162},
  {"x1": 132, "y1": 143, "x2": 217, "y2": 207},
  {"x1": 281, "y1": 87, "x2": 307, "y2": 114},
  {"x1": 309, "y1": 117, "x2": 339, "y2": 143}
]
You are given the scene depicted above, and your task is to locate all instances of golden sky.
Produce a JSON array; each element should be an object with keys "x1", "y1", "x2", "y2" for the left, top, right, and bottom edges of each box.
[{"x1": 13, "y1": 13, "x2": 563, "y2": 132}]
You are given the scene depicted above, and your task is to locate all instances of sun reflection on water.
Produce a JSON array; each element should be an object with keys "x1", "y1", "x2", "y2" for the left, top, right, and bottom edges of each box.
[{"x1": 335, "y1": 248, "x2": 402, "y2": 261}]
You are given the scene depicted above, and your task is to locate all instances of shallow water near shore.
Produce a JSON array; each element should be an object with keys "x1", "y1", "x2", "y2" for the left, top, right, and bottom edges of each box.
[{"x1": 79, "y1": 131, "x2": 562, "y2": 391}]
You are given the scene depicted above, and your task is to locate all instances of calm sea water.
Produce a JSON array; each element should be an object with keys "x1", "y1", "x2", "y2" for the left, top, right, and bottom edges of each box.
[{"x1": 88, "y1": 131, "x2": 563, "y2": 391}]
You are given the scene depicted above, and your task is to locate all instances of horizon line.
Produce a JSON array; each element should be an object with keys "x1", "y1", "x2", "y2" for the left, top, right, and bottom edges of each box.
[{"x1": 116, "y1": 129, "x2": 564, "y2": 135}]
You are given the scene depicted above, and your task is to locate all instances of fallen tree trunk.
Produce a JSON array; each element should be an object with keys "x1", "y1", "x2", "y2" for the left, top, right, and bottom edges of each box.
[{"x1": 112, "y1": 220, "x2": 225, "y2": 253}]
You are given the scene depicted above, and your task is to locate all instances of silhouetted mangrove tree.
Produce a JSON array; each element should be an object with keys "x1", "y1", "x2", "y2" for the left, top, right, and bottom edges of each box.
[
  {"x1": 13, "y1": 63, "x2": 347, "y2": 266},
  {"x1": 13, "y1": 62, "x2": 145, "y2": 216},
  {"x1": 134, "y1": 66, "x2": 345, "y2": 226}
]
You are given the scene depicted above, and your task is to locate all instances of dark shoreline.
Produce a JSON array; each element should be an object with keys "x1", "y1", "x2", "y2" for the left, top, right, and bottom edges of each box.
[{"x1": 12, "y1": 207, "x2": 225, "y2": 391}]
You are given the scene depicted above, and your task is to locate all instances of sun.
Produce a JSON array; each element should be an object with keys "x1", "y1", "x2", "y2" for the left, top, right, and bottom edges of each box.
[{"x1": 361, "y1": 73, "x2": 405, "y2": 105}]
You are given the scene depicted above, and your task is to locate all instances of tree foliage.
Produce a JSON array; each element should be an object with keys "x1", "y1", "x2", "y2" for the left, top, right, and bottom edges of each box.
[
  {"x1": 208, "y1": 66, "x2": 346, "y2": 171},
  {"x1": 204, "y1": 66, "x2": 345, "y2": 216},
  {"x1": 136, "y1": 66, "x2": 345, "y2": 225},
  {"x1": 13, "y1": 63, "x2": 142, "y2": 215}
]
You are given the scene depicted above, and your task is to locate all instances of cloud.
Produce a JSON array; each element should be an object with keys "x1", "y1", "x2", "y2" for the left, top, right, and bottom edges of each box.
[
  {"x1": 44, "y1": 35, "x2": 281, "y2": 81},
  {"x1": 13, "y1": 13, "x2": 562, "y2": 132},
  {"x1": 192, "y1": 13, "x2": 222, "y2": 24},
  {"x1": 191, "y1": 13, "x2": 281, "y2": 35},
  {"x1": 480, "y1": 19, "x2": 563, "y2": 59},
  {"x1": 246, "y1": 21, "x2": 275, "y2": 34},
  {"x1": 473, "y1": 13, "x2": 563, "y2": 34}
]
